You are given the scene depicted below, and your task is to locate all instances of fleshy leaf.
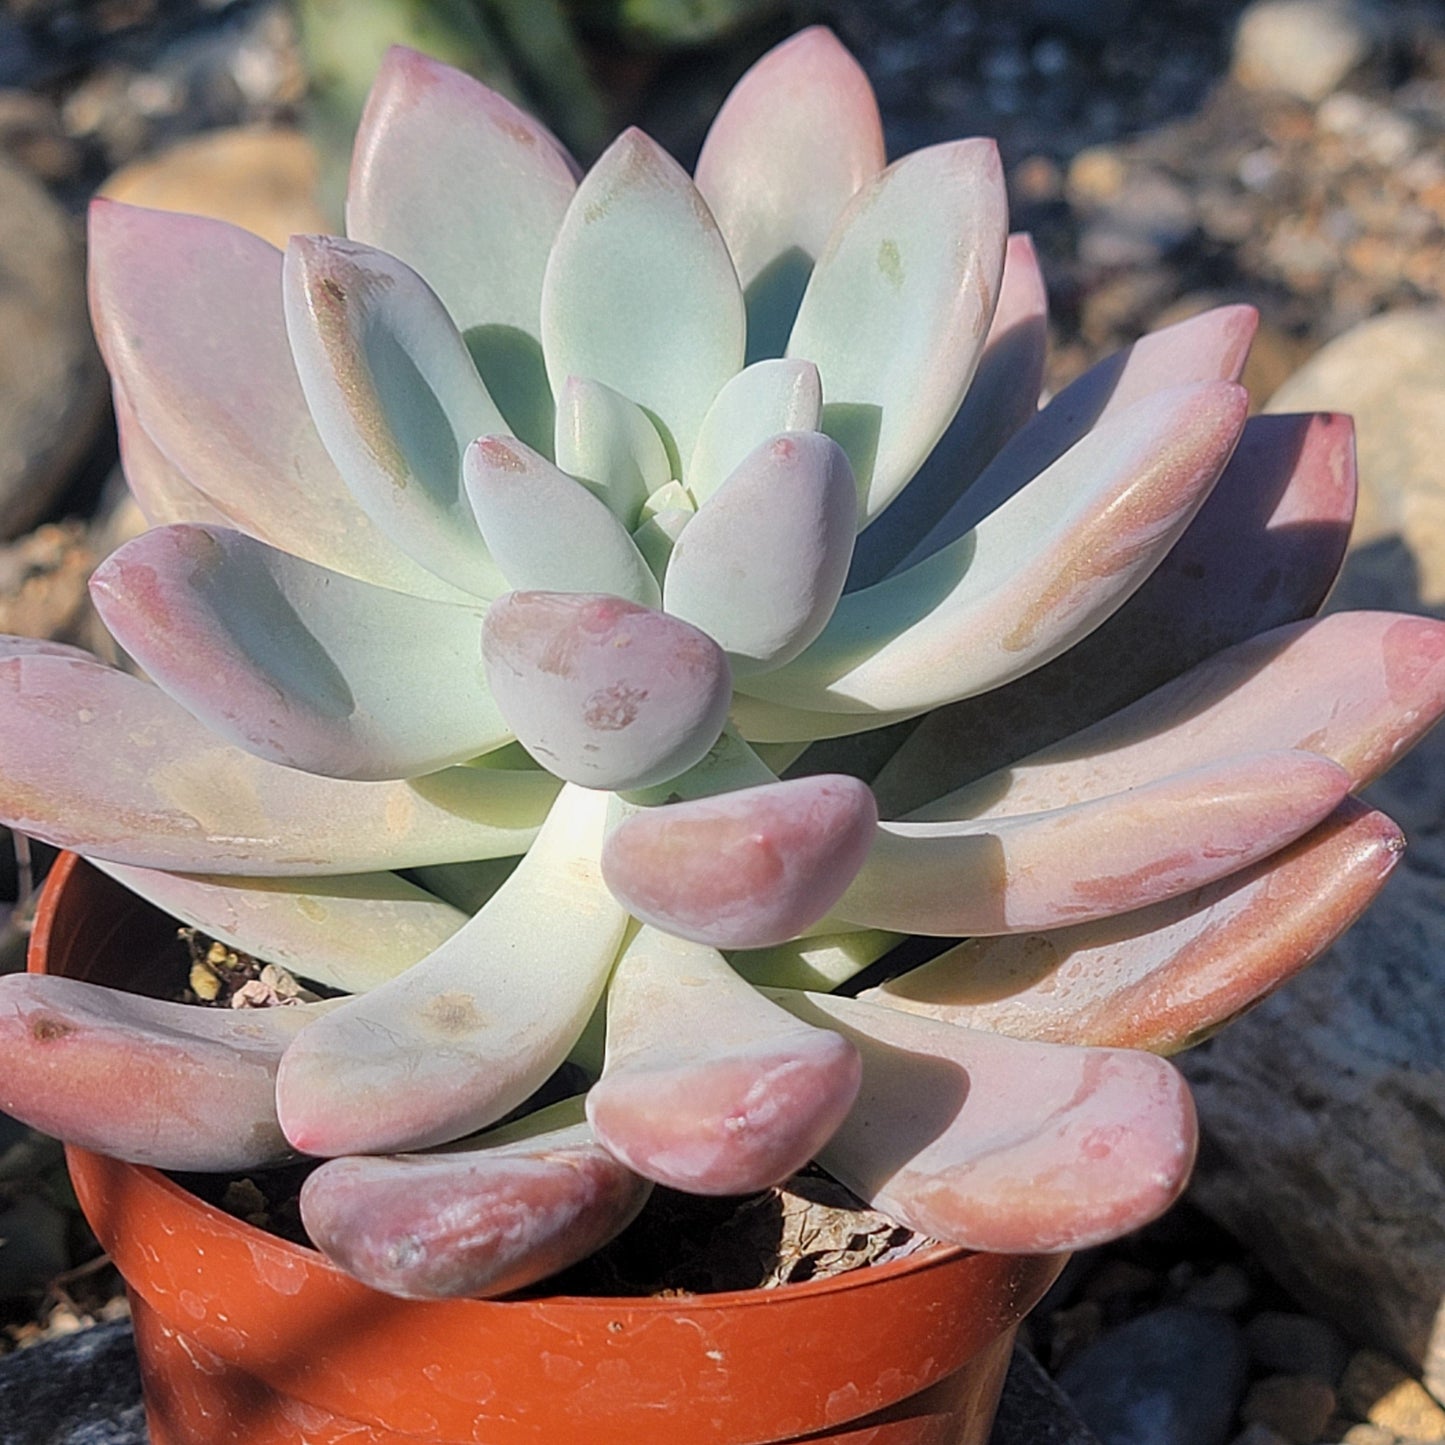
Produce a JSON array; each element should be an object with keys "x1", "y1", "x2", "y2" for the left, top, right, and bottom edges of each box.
[
  {"x1": 664, "y1": 432, "x2": 856, "y2": 675},
  {"x1": 88, "y1": 201, "x2": 464, "y2": 601},
  {"x1": 540, "y1": 128, "x2": 745, "y2": 471},
  {"x1": 911, "y1": 611, "x2": 1445, "y2": 823},
  {"x1": 276, "y1": 786, "x2": 629, "y2": 1155},
  {"x1": 686, "y1": 359, "x2": 824, "y2": 507},
  {"x1": 694, "y1": 27, "x2": 884, "y2": 292},
  {"x1": 832, "y1": 751, "x2": 1350, "y2": 935},
  {"x1": 728, "y1": 929, "x2": 904, "y2": 992},
  {"x1": 875, "y1": 410, "x2": 1359, "y2": 812},
  {"x1": 866, "y1": 799, "x2": 1403, "y2": 1053},
  {"x1": 846, "y1": 232, "x2": 1049, "y2": 589},
  {"x1": 601, "y1": 775, "x2": 878, "y2": 948},
  {"x1": 347, "y1": 47, "x2": 577, "y2": 454},
  {"x1": 586, "y1": 928, "x2": 861, "y2": 1194},
  {"x1": 284, "y1": 235, "x2": 509, "y2": 597},
  {"x1": 92, "y1": 861, "x2": 467, "y2": 995},
  {"x1": 787, "y1": 138, "x2": 1008, "y2": 522},
  {"x1": 482, "y1": 592, "x2": 732, "y2": 790},
  {"x1": 112, "y1": 385, "x2": 231, "y2": 528},
  {"x1": 740, "y1": 381, "x2": 1247, "y2": 716},
  {"x1": 91, "y1": 524, "x2": 509, "y2": 781},
  {"x1": 299, "y1": 1100, "x2": 650, "y2": 1300},
  {"x1": 774, "y1": 991, "x2": 1197, "y2": 1254},
  {"x1": 554, "y1": 376, "x2": 671, "y2": 528},
  {"x1": 902, "y1": 303, "x2": 1260, "y2": 566},
  {"x1": 464, "y1": 436, "x2": 660, "y2": 605},
  {"x1": 0, "y1": 653, "x2": 556, "y2": 873},
  {"x1": 0, "y1": 974, "x2": 332, "y2": 1170}
]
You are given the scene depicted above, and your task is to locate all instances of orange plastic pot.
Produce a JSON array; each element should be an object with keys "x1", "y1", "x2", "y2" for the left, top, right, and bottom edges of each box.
[{"x1": 31, "y1": 854, "x2": 1065, "y2": 1445}]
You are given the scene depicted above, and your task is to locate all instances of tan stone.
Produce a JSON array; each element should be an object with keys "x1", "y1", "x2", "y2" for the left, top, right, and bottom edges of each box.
[
  {"x1": 1341, "y1": 1351, "x2": 1445, "y2": 1440},
  {"x1": 100, "y1": 128, "x2": 330, "y2": 248}
]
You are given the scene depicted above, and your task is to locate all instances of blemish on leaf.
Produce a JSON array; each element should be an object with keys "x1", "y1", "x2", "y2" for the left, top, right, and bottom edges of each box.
[
  {"x1": 30, "y1": 1015, "x2": 73, "y2": 1043},
  {"x1": 876, "y1": 239, "x2": 904, "y2": 290},
  {"x1": 584, "y1": 683, "x2": 648, "y2": 731}
]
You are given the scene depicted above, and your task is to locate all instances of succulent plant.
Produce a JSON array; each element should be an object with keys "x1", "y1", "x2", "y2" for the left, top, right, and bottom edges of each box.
[{"x1": 2, "y1": 28, "x2": 1443, "y2": 1302}]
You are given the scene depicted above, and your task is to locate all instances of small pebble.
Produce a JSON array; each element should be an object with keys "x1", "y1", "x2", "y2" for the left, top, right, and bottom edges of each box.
[
  {"x1": 1232, "y1": 0, "x2": 1383, "y2": 102},
  {"x1": 1337, "y1": 1425, "x2": 1396, "y2": 1445},
  {"x1": 1239, "y1": 1374, "x2": 1337, "y2": 1444},
  {"x1": 1340, "y1": 1351, "x2": 1445, "y2": 1441}
]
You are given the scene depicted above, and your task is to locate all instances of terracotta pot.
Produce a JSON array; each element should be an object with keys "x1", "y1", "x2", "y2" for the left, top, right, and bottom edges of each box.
[{"x1": 31, "y1": 853, "x2": 1065, "y2": 1445}]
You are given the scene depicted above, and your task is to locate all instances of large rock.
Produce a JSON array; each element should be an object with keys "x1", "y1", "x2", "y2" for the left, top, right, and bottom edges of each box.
[
  {"x1": 1231, "y1": 0, "x2": 1385, "y2": 103},
  {"x1": 99, "y1": 127, "x2": 329, "y2": 249},
  {"x1": 1181, "y1": 308, "x2": 1445, "y2": 1405},
  {"x1": 0, "y1": 158, "x2": 108, "y2": 539}
]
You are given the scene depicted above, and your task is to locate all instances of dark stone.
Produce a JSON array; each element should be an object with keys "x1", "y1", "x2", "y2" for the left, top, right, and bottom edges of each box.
[
  {"x1": 0, "y1": 1320, "x2": 146, "y2": 1445},
  {"x1": 995, "y1": 1345, "x2": 1103, "y2": 1444},
  {"x1": 1056, "y1": 1306, "x2": 1248, "y2": 1445}
]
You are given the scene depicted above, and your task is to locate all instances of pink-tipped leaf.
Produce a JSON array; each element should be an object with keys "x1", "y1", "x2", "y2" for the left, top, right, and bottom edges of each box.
[
  {"x1": 586, "y1": 928, "x2": 861, "y2": 1194},
  {"x1": 775, "y1": 991, "x2": 1198, "y2": 1254},
  {"x1": 283, "y1": 235, "x2": 510, "y2": 597},
  {"x1": 912, "y1": 611, "x2": 1445, "y2": 823},
  {"x1": 834, "y1": 751, "x2": 1350, "y2": 935},
  {"x1": 541, "y1": 128, "x2": 744, "y2": 470},
  {"x1": 482, "y1": 592, "x2": 732, "y2": 791},
  {"x1": 902, "y1": 302, "x2": 1260, "y2": 566},
  {"x1": 464, "y1": 436, "x2": 659, "y2": 605},
  {"x1": 867, "y1": 799, "x2": 1404, "y2": 1053},
  {"x1": 347, "y1": 47, "x2": 577, "y2": 454},
  {"x1": 664, "y1": 432, "x2": 857, "y2": 675},
  {"x1": 740, "y1": 380, "x2": 1248, "y2": 716},
  {"x1": 91, "y1": 524, "x2": 509, "y2": 780},
  {"x1": 602, "y1": 774, "x2": 878, "y2": 948},
  {"x1": 88, "y1": 201, "x2": 463, "y2": 602},
  {"x1": 876, "y1": 410, "x2": 1359, "y2": 812},
  {"x1": 299, "y1": 1100, "x2": 650, "y2": 1300},
  {"x1": 0, "y1": 973, "x2": 333, "y2": 1170},
  {"x1": 0, "y1": 653, "x2": 556, "y2": 873},
  {"x1": 553, "y1": 376, "x2": 671, "y2": 529}
]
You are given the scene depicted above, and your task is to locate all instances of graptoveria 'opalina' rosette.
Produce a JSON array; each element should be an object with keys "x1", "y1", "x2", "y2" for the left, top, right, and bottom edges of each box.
[{"x1": 0, "y1": 29, "x2": 1441, "y2": 1301}]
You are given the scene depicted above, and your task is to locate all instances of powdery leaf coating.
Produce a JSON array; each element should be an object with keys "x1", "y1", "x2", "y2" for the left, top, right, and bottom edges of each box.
[
  {"x1": 464, "y1": 436, "x2": 660, "y2": 606},
  {"x1": 0, "y1": 652, "x2": 556, "y2": 874},
  {"x1": 602, "y1": 774, "x2": 879, "y2": 948},
  {"x1": 92, "y1": 860, "x2": 467, "y2": 996},
  {"x1": 0, "y1": 973, "x2": 332, "y2": 1170},
  {"x1": 586, "y1": 928, "x2": 861, "y2": 1193},
  {"x1": 664, "y1": 431, "x2": 857, "y2": 675},
  {"x1": 833, "y1": 751, "x2": 1352, "y2": 935},
  {"x1": 91, "y1": 524, "x2": 508, "y2": 781},
  {"x1": 111, "y1": 385, "x2": 231, "y2": 529},
  {"x1": 686, "y1": 359, "x2": 824, "y2": 507},
  {"x1": 741, "y1": 381, "x2": 1249, "y2": 716},
  {"x1": 283, "y1": 235, "x2": 509, "y2": 598},
  {"x1": 347, "y1": 46, "x2": 577, "y2": 345},
  {"x1": 912, "y1": 611, "x2": 1445, "y2": 822},
  {"x1": 541, "y1": 128, "x2": 745, "y2": 469},
  {"x1": 553, "y1": 376, "x2": 670, "y2": 529},
  {"x1": 694, "y1": 26, "x2": 885, "y2": 290},
  {"x1": 847, "y1": 231, "x2": 1049, "y2": 589},
  {"x1": 482, "y1": 592, "x2": 732, "y2": 791},
  {"x1": 88, "y1": 202, "x2": 464, "y2": 602},
  {"x1": 787, "y1": 138, "x2": 1008, "y2": 523},
  {"x1": 275, "y1": 786, "x2": 628, "y2": 1156},
  {"x1": 875, "y1": 409, "x2": 1359, "y2": 812},
  {"x1": 902, "y1": 303, "x2": 1261, "y2": 566},
  {"x1": 866, "y1": 799, "x2": 1403, "y2": 1053},
  {"x1": 300, "y1": 1103, "x2": 651, "y2": 1300},
  {"x1": 775, "y1": 992, "x2": 1198, "y2": 1254}
]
